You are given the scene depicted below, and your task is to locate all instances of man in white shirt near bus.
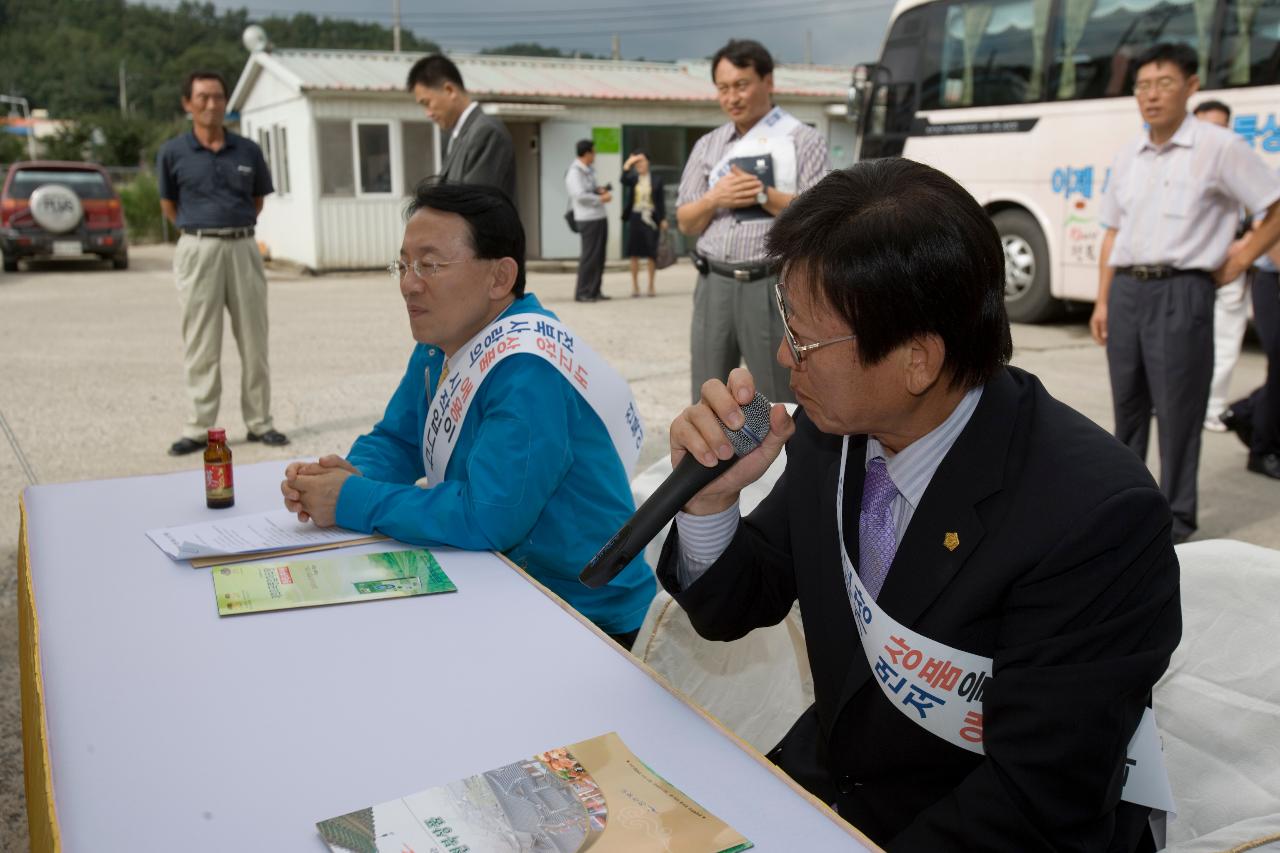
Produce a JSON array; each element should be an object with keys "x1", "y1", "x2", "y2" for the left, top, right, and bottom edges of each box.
[{"x1": 1090, "y1": 42, "x2": 1280, "y2": 543}]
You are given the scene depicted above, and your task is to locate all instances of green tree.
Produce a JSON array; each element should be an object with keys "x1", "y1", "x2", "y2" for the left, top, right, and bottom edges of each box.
[
  {"x1": 0, "y1": 131, "x2": 26, "y2": 164},
  {"x1": 481, "y1": 42, "x2": 596, "y2": 58},
  {"x1": 0, "y1": 0, "x2": 439, "y2": 122},
  {"x1": 40, "y1": 122, "x2": 94, "y2": 161},
  {"x1": 89, "y1": 112, "x2": 155, "y2": 167}
]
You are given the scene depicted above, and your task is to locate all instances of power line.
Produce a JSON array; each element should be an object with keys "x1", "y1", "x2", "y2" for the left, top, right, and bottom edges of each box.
[
  {"x1": 248, "y1": 0, "x2": 853, "y2": 20},
  {"x1": 248, "y1": 0, "x2": 889, "y2": 28},
  {"x1": 380, "y1": 2, "x2": 888, "y2": 40}
]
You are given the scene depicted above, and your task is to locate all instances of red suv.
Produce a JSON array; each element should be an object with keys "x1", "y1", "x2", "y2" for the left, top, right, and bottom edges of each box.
[{"x1": 1, "y1": 161, "x2": 128, "y2": 272}]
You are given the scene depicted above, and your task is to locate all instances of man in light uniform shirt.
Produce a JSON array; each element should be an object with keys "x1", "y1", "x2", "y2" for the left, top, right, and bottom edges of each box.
[
  {"x1": 566, "y1": 139, "x2": 612, "y2": 303},
  {"x1": 1090, "y1": 42, "x2": 1280, "y2": 542}
]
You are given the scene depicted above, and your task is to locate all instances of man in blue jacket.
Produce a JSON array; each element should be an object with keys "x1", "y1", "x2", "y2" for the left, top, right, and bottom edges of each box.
[{"x1": 282, "y1": 182, "x2": 654, "y2": 647}]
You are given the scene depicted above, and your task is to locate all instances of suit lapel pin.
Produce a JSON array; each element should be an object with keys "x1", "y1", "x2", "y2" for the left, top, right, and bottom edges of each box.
[{"x1": 944, "y1": 531, "x2": 959, "y2": 552}]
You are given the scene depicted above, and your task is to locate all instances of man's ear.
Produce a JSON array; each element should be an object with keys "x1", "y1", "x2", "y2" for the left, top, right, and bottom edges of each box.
[
  {"x1": 488, "y1": 257, "x2": 519, "y2": 300},
  {"x1": 905, "y1": 333, "x2": 947, "y2": 396}
]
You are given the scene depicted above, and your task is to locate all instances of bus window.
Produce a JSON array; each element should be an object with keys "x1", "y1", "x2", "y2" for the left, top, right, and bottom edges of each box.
[
  {"x1": 923, "y1": 0, "x2": 1051, "y2": 109},
  {"x1": 1218, "y1": 0, "x2": 1280, "y2": 87},
  {"x1": 1049, "y1": 0, "x2": 1208, "y2": 101}
]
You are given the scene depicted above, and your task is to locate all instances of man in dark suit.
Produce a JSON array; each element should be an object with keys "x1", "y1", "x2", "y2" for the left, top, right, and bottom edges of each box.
[
  {"x1": 406, "y1": 54, "x2": 516, "y2": 202},
  {"x1": 661, "y1": 159, "x2": 1181, "y2": 850}
]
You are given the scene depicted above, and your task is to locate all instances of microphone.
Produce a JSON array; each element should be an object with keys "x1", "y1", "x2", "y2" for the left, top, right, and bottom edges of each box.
[{"x1": 580, "y1": 392, "x2": 772, "y2": 589}]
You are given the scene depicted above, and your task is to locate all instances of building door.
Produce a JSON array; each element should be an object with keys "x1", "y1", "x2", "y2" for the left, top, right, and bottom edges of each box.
[
  {"x1": 621, "y1": 125, "x2": 717, "y2": 257},
  {"x1": 504, "y1": 121, "x2": 542, "y2": 258}
]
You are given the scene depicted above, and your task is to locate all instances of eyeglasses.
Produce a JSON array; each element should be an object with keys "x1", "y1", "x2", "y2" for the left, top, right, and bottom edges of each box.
[
  {"x1": 715, "y1": 79, "x2": 754, "y2": 97},
  {"x1": 387, "y1": 257, "x2": 473, "y2": 281},
  {"x1": 774, "y1": 280, "x2": 856, "y2": 365},
  {"x1": 1133, "y1": 77, "x2": 1180, "y2": 95}
]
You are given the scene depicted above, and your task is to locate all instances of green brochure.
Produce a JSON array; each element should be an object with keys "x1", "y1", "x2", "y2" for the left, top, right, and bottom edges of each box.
[
  {"x1": 317, "y1": 731, "x2": 752, "y2": 853},
  {"x1": 212, "y1": 549, "x2": 455, "y2": 616}
]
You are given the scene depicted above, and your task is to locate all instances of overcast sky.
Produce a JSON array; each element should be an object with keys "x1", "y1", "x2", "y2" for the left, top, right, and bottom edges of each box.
[{"x1": 133, "y1": 0, "x2": 895, "y2": 66}]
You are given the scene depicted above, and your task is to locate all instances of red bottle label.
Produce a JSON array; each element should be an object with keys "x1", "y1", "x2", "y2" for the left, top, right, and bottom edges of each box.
[{"x1": 205, "y1": 463, "x2": 234, "y2": 497}]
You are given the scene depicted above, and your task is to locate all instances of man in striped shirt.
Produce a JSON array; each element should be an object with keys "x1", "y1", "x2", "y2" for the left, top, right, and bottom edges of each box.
[{"x1": 677, "y1": 39, "x2": 829, "y2": 404}]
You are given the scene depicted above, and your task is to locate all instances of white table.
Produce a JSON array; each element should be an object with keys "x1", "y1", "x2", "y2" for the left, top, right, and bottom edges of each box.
[{"x1": 21, "y1": 462, "x2": 876, "y2": 851}]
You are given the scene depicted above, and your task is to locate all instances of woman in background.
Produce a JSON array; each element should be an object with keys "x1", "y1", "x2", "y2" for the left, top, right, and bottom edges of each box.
[{"x1": 620, "y1": 150, "x2": 666, "y2": 297}]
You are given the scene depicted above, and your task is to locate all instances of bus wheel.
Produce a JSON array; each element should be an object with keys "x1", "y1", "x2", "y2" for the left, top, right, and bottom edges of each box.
[{"x1": 993, "y1": 209, "x2": 1059, "y2": 323}]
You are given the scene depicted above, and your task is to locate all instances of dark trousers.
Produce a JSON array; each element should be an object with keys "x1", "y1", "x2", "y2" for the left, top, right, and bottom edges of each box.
[
  {"x1": 1232, "y1": 270, "x2": 1280, "y2": 457},
  {"x1": 575, "y1": 218, "x2": 608, "y2": 300},
  {"x1": 1106, "y1": 271, "x2": 1215, "y2": 539}
]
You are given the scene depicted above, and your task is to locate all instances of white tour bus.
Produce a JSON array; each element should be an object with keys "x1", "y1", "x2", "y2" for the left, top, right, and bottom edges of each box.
[{"x1": 847, "y1": 0, "x2": 1280, "y2": 321}]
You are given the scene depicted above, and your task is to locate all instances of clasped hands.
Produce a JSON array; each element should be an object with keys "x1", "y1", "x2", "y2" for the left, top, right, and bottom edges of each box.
[
  {"x1": 670, "y1": 367, "x2": 795, "y2": 517},
  {"x1": 281, "y1": 455, "x2": 362, "y2": 526},
  {"x1": 708, "y1": 165, "x2": 765, "y2": 210}
]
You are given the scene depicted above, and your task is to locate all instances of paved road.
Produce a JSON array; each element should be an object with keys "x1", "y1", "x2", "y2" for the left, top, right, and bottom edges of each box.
[{"x1": 1, "y1": 244, "x2": 1275, "y2": 849}]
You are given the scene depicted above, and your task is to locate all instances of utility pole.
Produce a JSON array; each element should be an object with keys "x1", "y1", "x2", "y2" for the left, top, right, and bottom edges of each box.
[
  {"x1": 118, "y1": 60, "x2": 128, "y2": 115},
  {"x1": 612, "y1": 33, "x2": 620, "y2": 61},
  {"x1": 392, "y1": 0, "x2": 401, "y2": 53},
  {"x1": 804, "y1": 30, "x2": 813, "y2": 65}
]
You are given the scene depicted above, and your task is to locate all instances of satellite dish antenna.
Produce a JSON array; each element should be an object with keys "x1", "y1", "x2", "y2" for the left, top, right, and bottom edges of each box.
[{"x1": 243, "y1": 25, "x2": 270, "y2": 53}]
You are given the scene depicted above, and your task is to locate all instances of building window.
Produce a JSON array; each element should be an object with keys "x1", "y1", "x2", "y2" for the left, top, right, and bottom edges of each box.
[
  {"x1": 355, "y1": 122, "x2": 393, "y2": 195},
  {"x1": 318, "y1": 120, "x2": 355, "y2": 197},
  {"x1": 402, "y1": 121, "x2": 436, "y2": 194},
  {"x1": 257, "y1": 127, "x2": 273, "y2": 185},
  {"x1": 275, "y1": 125, "x2": 291, "y2": 195}
]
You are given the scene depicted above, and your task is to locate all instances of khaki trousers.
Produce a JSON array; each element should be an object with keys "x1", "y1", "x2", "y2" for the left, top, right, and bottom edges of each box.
[{"x1": 174, "y1": 234, "x2": 273, "y2": 440}]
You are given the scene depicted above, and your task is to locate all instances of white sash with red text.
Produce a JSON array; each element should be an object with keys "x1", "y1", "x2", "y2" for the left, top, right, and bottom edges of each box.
[
  {"x1": 421, "y1": 313, "x2": 643, "y2": 488},
  {"x1": 835, "y1": 437, "x2": 1174, "y2": 813}
]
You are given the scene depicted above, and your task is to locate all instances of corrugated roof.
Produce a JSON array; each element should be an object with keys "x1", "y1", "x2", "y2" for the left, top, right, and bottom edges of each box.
[{"x1": 233, "y1": 49, "x2": 851, "y2": 108}]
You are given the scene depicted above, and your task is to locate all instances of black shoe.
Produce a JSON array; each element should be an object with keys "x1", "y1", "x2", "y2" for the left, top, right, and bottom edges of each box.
[
  {"x1": 247, "y1": 429, "x2": 290, "y2": 447},
  {"x1": 1247, "y1": 452, "x2": 1280, "y2": 479},
  {"x1": 168, "y1": 437, "x2": 206, "y2": 456},
  {"x1": 574, "y1": 296, "x2": 595, "y2": 303},
  {"x1": 595, "y1": 294, "x2": 612, "y2": 300},
  {"x1": 1219, "y1": 406, "x2": 1254, "y2": 450}
]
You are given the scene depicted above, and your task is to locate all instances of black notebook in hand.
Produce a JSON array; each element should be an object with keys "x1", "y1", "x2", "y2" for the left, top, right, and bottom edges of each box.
[{"x1": 731, "y1": 153, "x2": 775, "y2": 222}]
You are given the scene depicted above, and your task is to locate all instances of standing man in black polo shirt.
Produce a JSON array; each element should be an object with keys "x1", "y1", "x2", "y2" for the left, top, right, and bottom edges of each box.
[{"x1": 157, "y1": 70, "x2": 288, "y2": 456}]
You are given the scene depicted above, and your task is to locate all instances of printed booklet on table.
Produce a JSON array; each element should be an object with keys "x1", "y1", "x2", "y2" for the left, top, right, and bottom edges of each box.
[
  {"x1": 317, "y1": 731, "x2": 752, "y2": 853},
  {"x1": 211, "y1": 548, "x2": 455, "y2": 616}
]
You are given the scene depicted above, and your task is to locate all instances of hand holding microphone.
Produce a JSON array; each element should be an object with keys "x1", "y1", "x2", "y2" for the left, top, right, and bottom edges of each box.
[
  {"x1": 579, "y1": 368, "x2": 794, "y2": 589},
  {"x1": 672, "y1": 369, "x2": 795, "y2": 516}
]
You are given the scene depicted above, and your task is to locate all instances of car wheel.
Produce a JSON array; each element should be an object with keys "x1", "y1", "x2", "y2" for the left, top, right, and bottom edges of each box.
[
  {"x1": 992, "y1": 209, "x2": 1060, "y2": 324},
  {"x1": 2, "y1": 256, "x2": 16, "y2": 273},
  {"x1": 112, "y1": 252, "x2": 129, "y2": 270}
]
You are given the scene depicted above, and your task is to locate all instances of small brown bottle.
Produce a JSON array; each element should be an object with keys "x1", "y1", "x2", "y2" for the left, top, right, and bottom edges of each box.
[{"x1": 204, "y1": 428, "x2": 235, "y2": 509}]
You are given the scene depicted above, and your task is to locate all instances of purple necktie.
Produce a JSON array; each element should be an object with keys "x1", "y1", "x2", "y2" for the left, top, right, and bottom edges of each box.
[{"x1": 858, "y1": 458, "x2": 899, "y2": 600}]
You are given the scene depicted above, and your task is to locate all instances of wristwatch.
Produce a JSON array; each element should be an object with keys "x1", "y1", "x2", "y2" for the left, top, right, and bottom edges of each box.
[{"x1": 755, "y1": 189, "x2": 769, "y2": 206}]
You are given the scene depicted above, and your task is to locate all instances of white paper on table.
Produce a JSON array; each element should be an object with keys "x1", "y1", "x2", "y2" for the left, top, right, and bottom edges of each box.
[{"x1": 145, "y1": 509, "x2": 371, "y2": 560}]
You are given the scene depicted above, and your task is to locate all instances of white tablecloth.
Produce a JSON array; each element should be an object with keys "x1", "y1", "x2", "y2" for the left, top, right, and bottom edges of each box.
[{"x1": 23, "y1": 461, "x2": 874, "y2": 851}]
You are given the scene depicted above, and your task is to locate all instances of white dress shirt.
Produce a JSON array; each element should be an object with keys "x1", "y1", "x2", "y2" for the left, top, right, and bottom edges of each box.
[{"x1": 1101, "y1": 114, "x2": 1280, "y2": 270}]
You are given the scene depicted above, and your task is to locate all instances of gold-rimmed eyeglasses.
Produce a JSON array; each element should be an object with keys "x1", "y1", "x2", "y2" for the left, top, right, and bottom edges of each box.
[
  {"x1": 1133, "y1": 77, "x2": 1180, "y2": 95},
  {"x1": 387, "y1": 257, "x2": 473, "y2": 281},
  {"x1": 773, "y1": 280, "x2": 856, "y2": 365}
]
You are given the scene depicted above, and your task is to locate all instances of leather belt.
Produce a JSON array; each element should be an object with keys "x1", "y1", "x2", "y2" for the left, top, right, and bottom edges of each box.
[
  {"x1": 1116, "y1": 265, "x2": 1206, "y2": 281},
  {"x1": 182, "y1": 227, "x2": 255, "y2": 239},
  {"x1": 699, "y1": 254, "x2": 775, "y2": 283}
]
